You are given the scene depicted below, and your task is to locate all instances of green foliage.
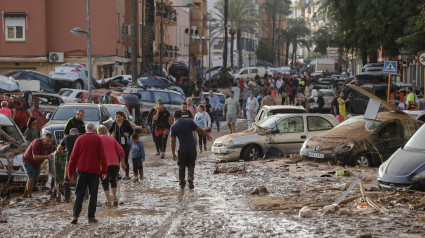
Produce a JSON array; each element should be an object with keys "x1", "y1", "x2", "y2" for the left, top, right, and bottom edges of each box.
[
  {"x1": 216, "y1": 69, "x2": 234, "y2": 88},
  {"x1": 255, "y1": 40, "x2": 275, "y2": 63},
  {"x1": 396, "y1": 15, "x2": 425, "y2": 55},
  {"x1": 312, "y1": 27, "x2": 333, "y2": 55}
]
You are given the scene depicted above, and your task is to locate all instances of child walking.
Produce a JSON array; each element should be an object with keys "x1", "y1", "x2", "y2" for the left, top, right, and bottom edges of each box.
[
  {"x1": 194, "y1": 104, "x2": 211, "y2": 152},
  {"x1": 128, "y1": 134, "x2": 145, "y2": 181}
]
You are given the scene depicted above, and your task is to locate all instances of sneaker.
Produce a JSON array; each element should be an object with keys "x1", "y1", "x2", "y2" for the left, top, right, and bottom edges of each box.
[
  {"x1": 88, "y1": 217, "x2": 98, "y2": 223},
  {"x1": 71, "y1": 217, "x2": 78, "y2": 224},
  {"x1": 155, "y1": 152, "x2": 160, "y2": 155},
  {"x1": 160, "y1": 154, "x2": 165, "y2": 159},
  {"x1": 139, "y1": 172, "x2": 143, "y2": 180},
  {"x1": 204, "y1": 146, "x2": 207, "y2": 151},
  {"x1": 188, "y1": 178, "x2": 194, "y2": 189}
]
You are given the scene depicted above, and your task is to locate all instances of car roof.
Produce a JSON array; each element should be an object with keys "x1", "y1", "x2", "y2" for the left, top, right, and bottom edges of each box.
[
  {"x1": 6, "y1": 70, "x2": 51, "y2": 77},
  {"x1": 0, "y1": 114, "x2": 14, "y2": 126},
  {"x1": 32, "y1": 92, "x2": 61, "y2": 97},
  {"x1": 201, "y1": 92, "x2": 225, "y2": 96},
  {"x1": 125, "y1": 87, "x2": 181, "y2": 94},
  {"x1": 58, "y1": 103, "x2": 102, "y2": 108},
  {"x1": 103, "y1": 104, "x2": 125, "y2": 108},
  {"x1": 263, "y1": 105, "x2": 306, "y2": 111}
]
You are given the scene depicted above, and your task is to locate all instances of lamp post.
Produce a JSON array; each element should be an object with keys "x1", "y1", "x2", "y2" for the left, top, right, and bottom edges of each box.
[
  {"x1": 71, "y1": 0, "x2": 92, "y2": 103},
  {"x1": 160, "y1": 2, "x2": 195, "y2": 76}
]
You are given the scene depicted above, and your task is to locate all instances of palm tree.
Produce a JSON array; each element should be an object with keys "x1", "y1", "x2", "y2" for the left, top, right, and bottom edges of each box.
[
  {"x1": 282, "y1": 18, "x2": 311, "y2": 66},
  {"x1": 223, "y1": 0, "x2": 229, "y2": 69},
  {"x1": 262, "y1": 0, "x2": 291, "y2": 65},
  {"x1": 143, "y1": 0, "x2": 155, "y2": 74}
]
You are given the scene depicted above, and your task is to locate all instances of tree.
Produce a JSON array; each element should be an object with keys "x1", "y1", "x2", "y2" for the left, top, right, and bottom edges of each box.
[
  {"x1": 312, "y1": 27, "x2": 334, "y2": 55},
  {"x1": 281, "y1": 18, "x2": 310, "y2": 66},
  {"x1": 223, "y1": 0, "x2": 229, "y2": 69},
  {"x1": 396, "y1": 15, "x2": 425, "y2": 55},
  {"x1": 255, "y1": 40, "x2": 275, "y2": 63},
  {"x1": 143, "y1": 0, "x2": 155, "y2": 74},
  {"x1": 262, "y1": 0, "x2": 291, "y2": 65}
]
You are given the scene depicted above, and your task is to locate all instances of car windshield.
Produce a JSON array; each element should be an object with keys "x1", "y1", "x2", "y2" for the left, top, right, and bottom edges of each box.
[
  {"x1": 52, "y1": 106, "x2": 100, "y2": 121},
  {"x1": 322, "y1": 90, "x2": 334, "y2": 96},
  {"x1": 256, "y1": 116, "x2": 281, "y2": 129},
  {"x1": 403, "y1": 124, "x2": 425, "y2": 151},
  {"x1": 0, "y1": 124, "x2": 25, "y2": 146},
  {"x1": 104, "y1": 106, "x2": 125, "y2": 120},
  {"x1": 336, "y1": 117, "x2": 381, "y2": 131}
]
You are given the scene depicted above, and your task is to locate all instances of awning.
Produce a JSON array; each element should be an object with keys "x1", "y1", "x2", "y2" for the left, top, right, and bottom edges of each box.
[{"x1": 2, "y1": 12, "x2": 27, "y2": 17}]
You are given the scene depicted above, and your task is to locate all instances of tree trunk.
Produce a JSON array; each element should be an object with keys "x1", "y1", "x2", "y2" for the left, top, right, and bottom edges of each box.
[
  {"x1": 272, "y1": 13, "x2": 276, "y2": 65},
  {"x1": 369, "y1": 50, "x2": 378, "y2": 63},
  {"x1": 285, "y1": 41, "x2": 290, "y2": 66},
  {"x1": 292, "y1": 40, "x2": 297, "y2": 66},
  {"x1": 237, "y1": 29, "x2": 242, "y2": 69},
  {"x1": 223, "y1": 0, "x2": 229, "y2": 69},
  {"x1": 143, "y1": 0, "x2": 155, "y2": 74},
  {"x1": 230, "y1": 30, "x2": 235, "y2": 68},
  {"x1": 361, "y1": 50, "x2": 368, "y2": 66},
  {"x1": 131, "y1": 0, "x2": 138, "y2": 84}
]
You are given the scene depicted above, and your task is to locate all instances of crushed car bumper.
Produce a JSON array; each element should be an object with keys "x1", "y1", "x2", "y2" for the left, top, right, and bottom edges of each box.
[
  {"x1": 211, "y1": 146, "x2": 242, "y2": 161},
  {"x1": 300, "y1": 148, "x2": 353, "y2": 164}
]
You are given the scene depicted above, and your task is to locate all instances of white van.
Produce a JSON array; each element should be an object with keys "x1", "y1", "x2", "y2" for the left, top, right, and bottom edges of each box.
[{"x1": 234, "y1": 67, "x2": 266, "y2": 80}]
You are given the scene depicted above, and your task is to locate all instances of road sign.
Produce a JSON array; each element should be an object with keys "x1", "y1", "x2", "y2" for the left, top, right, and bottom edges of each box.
[
  {"x1": 417, "y1": 51, "x2": 425, "y2": 68},
  {"x1": 384, "y1": 61, "x2": 397, "y2": 73}
]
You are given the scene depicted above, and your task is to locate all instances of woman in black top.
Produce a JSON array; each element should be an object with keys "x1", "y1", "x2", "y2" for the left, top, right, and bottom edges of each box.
[
  {"x1": 23, "y1": 117, "x2": 39, "y2": 142},
  {"x1": 203, "y1": 97, "x2": 212, "y2": 132},
  {"x1": 109, "y1": 111, "x2": 134, "y2": 179}
]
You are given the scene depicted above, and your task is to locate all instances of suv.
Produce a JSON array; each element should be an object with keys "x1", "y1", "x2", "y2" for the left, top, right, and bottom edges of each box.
[
  {"x1": 123, "y1": 88, "x2": 186, "y2": 127},
  {"x1": 49, "y1": 63, "x2": 97, "y2": 90},
  {"x1": 5, "y1": 70, "x2": 59, "y2": 93},
  {"x1": 41, "y1": 103, "x2": 113, "y2": 143},
  {"x1": 138, "y1": 75, "x2": 184, "y2": 96}
]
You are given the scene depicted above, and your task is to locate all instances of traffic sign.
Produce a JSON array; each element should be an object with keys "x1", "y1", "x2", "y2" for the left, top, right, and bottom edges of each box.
[
  {"x1": 417, "y1": 51, "x2": 425, "y2": 68},
  {"x1": 384, "y1": 61, "x2": 397, "y2": 74}
]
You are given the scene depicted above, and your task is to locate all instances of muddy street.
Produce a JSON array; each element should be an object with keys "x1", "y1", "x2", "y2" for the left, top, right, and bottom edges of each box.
[{"x1": 1, "y1": 120, "x2": 425, "y2": 237}]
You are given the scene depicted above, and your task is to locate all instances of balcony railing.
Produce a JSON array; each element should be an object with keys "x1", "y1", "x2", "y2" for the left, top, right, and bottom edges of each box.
[{"x1": 155, "y1": 44, "x2": 180, "y2": 59}]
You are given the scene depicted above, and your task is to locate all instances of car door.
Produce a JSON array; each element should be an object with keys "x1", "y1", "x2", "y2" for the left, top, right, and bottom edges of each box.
[
  {"x1": 269, "y1": 116, "x2": 307, "y2": 154},
  {"x1": 372, "y1": 121, "x2": 401, "y2": 160},
  {"x1": 306, "y1": 116, "x2": 334, "y2": 137}
]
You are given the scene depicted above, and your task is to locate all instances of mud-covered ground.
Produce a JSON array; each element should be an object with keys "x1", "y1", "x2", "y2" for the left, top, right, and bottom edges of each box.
[{"x1": 1, "y1": 119, "x2": 425, "y2": 238}]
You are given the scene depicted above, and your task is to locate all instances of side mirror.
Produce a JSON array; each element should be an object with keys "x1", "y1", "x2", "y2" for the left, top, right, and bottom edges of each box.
[
  {"x1": 46, "y1": 113, "x2": 52, "y2": 120},
  {"x1": 271, "y1": 128, "x2": 279, "y2": 134}
]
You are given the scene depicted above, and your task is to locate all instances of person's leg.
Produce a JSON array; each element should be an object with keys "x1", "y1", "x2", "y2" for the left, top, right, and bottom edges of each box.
[
  {"x1": 87, "y1": 173, "x2": 99, "y2": 219},
  {"x1": 73, "y1": 172, "x2": 88, "y2": 221},
  {"x1": 108, "y1": 166, "x2": 119, "y2": 203},
  {"x1": 152, "y1": 128, "x2": 160, "y2": 155},
  {"x1": 101, "y1": 167, "x2": 111, "y2": 204},
  {"x1": 187, "y1": 150, "x2": 197, "y2": 189},
  {"x1": 242, "y1": 101, "x2": 247, "y2": 118},
  {"x1": 231, "y1": 123, "x2": 236, "y2": 134},
  {"x1": 138, "y1": 160, "x2": 143, "y2": 180},
  {"x1": 132, "y1": 157, "x2": 139, "y2": 180},
  {"x1": 202, "y1": 134, "x2": 207, "y2": 150},
  {"x1": 177, "y1": 151, "x2": 187, "y2": 189},
  {"x1": 197, "y1": 132, "x2": 203, "y2": 152},
  {"x1": 247, "y1": 110, "x2": 252, "y2": 127},
  {"x1": 161, "y1": 131, "x2": 169, "y2": 157},
  {"x1": 214, "y1": 111, "x2": 220, "y2": 131},
  {"x1": 123, "y1": 145, "x2": 131, "y2": 178}
]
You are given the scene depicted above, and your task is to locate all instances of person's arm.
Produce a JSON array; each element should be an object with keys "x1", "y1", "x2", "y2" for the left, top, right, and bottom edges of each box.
[
  {"x1": 214, "y1": 97, "x2": 220, "y2": 110},
  {"x1": 188, "y1": 111, "x2": 193, "y2": 120},
  {"x1": 206, "y1": 113, "x2": 211, "y2": 129},
  {"x1": 333, "y1": 105, "x2": 338, "y2": 115},
  {"x1": 168, "y1": 116, "x2": 173, "y2": 126},
  {"x1": 124, "y1": 120, "x2": 134, "y2": 138},
  {"x1": 223, "y1": 103, "x2": 227, "y2": 117},
  {"x1": 11, "y1": 108, "x2": 16, "y2": 120},
  {"x1": 237, "y1": 103, "x2": 241, "y2": 117},
  {"x1": 171, "y1": 136, "x2": 177, "y2": 161},
  {"x1": 255, "y1": 99, "x2": 259, "y2": 111},
  {"x1": 196, "y1": 126, "x2": 212, "y2": 141},
  {"x1": 153, "y1": 110, "x2": 160, "y2": 121},
  {"x1": 57, "y1": 144, "x2": 65, "y2": 154},
  {"x1": 68, "y1": 139, "x2": 80, "y2": 180},
  {"x1": 109, "y1": 122, "x2": 116, "y2": 137},
  {"x1": 64, "y1": 118, "x2": 73, "y2": 136}
]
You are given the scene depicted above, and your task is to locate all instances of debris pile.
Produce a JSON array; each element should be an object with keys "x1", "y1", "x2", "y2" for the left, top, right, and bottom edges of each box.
[{"x1": 213, "y1": 165, "x2": 247, "y2": 174}]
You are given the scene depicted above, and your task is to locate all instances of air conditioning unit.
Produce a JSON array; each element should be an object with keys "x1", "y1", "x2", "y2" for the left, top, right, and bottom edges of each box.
[
  {"x1": 123, "y1": 25, "x2": 131, "y2": 36},
  {"x1": 49, "y1": 52, "x2": 65, "y2": 63}
]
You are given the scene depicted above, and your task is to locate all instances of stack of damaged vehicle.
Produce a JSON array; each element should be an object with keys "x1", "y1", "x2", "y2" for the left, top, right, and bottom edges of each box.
[{"x1": 300, "y1": 85, "x2": 423, "y2": 169}]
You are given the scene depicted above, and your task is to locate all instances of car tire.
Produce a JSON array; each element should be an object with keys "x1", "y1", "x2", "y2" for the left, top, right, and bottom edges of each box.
[
  {"x1": 23, "y1": 91, "x2": 33, "y2": 109},
  {"x1": 242, "y1": 145, "x2": 261, "y2": 161},
  {"x1": 141, "y1": 112, "x2": 149, "y2": 128},
  {"x1": 72, "y1": 80, "x2": 84, "y2": 90},
  {"x1": 354, "y1": 153, "x2": 372, "y2": 167}
]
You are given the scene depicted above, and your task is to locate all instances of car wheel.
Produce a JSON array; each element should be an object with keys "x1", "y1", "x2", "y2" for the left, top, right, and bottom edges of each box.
[
  {"x1": 72, "y1": 80, "x2": 84, "y2": 90},
  {"x1": 243, "y1": 145, "x2": 261, "y2": 161},
  {"x1": 141, "y1": 112, "x2": 149, "y2": 128},
  {"x1": 355, "y1": 154, "x2": 371, "y2": 167}
]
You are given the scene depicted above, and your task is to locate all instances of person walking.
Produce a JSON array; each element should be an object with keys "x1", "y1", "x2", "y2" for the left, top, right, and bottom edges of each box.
[
  {"x1": 276, "y1": 77, "x2": 284, "y2": 96},
  {"x1": 3, "y1": 94, "x2": 16, "y2": 120},
  {"x1": 170, "y1": 111, "x2": 212, "y2": 190},
  {"x1": 337, "y1": 92, "x2": 350, "y2": 120},
  {"x1": 241, "y1": 87, "x2": 250, "y2": 118},
  {"x1": 23, "y1": 117, "x2": 39, "y2": 142},
  {"x1": 330, "y1": 93, "x2": 340, "y2": 117},
  {"x1": 260, "y1": 90, "x2": 276, "y2": 108},
  {"x1": 288, "y1": 83, "x2": 296, "y2": 105},
  {"x1": 280, "y1": 83, "x2": 288, "y2": 105},
  {"x1": 203, "y1": 97, "x2": 213, "y2": 121},
  {"x1": 223, "y1": 91, "x2": 241, "y2": 134},
  {"x1": 128, "y1": 133, "x2": 145, "y2": 182},
  {"x1": 97, "y1": 125, "x2": 125, "y2": 206},
  {"x1": 194, "y1": 104, "x2": 211, "y2": 152},
  {"x1": 0, "y1": 101, "x2": 12, "y2": 117},
  {"x1": 64, "y1": 109, "x2": 85, "y2": 136},
  {"x1": 186, "y1": 97, "x2": 197, "y2": 116},
  {"x1": 147, "y1": 99, "x2": 161, "y2": 155},
  {"x1": 246, "y1": 92, "x2": 259, "y2": 127},
  {"x1": 22, "y1": 134, "x2": 54, "y2": 198},
  {"x1": 176, "y1": 102, "x2": 193, "y2": 119},
  {"x1": 109, "y1": 111, "x2": 134, "y2": 179},
  {"x1": 406, "y1": 87, "x2": 416, "y2": 110},
  {"x1": 68, "y1": 123, "x2": 107, "y2": 224},
  {"x1": 57, "y1": 128, "x2": 80, "y2": 202},
  {"x1": 208, "y1": 90, "x2": 220, "y2": 132},
  {"x1": 153, "y1": 101, "x2": 173, "y2": 159}
]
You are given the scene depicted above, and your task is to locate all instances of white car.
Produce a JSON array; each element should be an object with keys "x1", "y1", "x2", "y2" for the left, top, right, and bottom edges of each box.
[
  {"x1": 96, "y1": 75, "x2": 140, "y2": 87},
  {"x1": 49, "y1": 63, "x2": 95, "y2": 90},
  {"x1": 58, "y1": 88, "x2": 87, "y2": 103}
]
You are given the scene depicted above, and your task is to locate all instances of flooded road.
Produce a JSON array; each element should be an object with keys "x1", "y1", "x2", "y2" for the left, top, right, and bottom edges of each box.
[{"x1": 1, "y1": 120, "x2": 425, "y2": 237}]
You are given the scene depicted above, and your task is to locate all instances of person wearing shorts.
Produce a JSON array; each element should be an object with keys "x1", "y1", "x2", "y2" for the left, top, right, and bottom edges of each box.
[
  {"x1": 22, "y1": 134, "x2": 54, "y2": 198},
  {"x1": 223, "y1": 91, "x2": 241, "y2": 134}
]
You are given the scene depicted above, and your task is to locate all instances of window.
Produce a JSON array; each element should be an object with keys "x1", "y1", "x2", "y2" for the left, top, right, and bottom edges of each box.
[
  {"x1": 378, "y1": 122, "x2": 397, "y2": 140},
  {"x1": 403, "y1": 121, "x2": 422, "y2": 139},
  {"x1": 4, "y1": 17, "x2": 25, "y2": 41},
  {"x1": 153, "y1": 91, "x2": 170, "y2": 104},
  {"x1": 307, "y1": 116, "x2": 333, "y2": 131},
  {"x1": 138, "y1": 90, "x2": 152, "y2": 102},
  {"x1": 240, "y1": 69, "x2": 248, "y2": 75},
  {"x1": 35, "y1": 74, "x2": 50, "y2": 85},
  {"x1": 250, "y1": 68, "x2": 258, "y2": 74},
  {"x1": 277, "y1": 116, "x2": 304, "y2": 133},
  {"x1": 170, "y1": 93, "x2": 185, "y2": 105}
]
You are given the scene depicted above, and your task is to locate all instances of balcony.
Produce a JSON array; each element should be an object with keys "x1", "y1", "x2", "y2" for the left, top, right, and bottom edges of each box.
[
  {"x1": 156, "y1": 1, "x2": 177, "y2": 25},
  {"x1": 154, "y1": 44, "x2": 179, "y2": 60}
]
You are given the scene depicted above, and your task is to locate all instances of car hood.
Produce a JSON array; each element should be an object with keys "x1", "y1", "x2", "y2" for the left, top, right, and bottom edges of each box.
[
  {"x1": 306, "y1": 121, "x2": 371, "y2": 152},
  {"x1": 380, "y1": 149, "x2": 425, "y2": 178},
  {"x1": 43, "y1": 120, "x2": 100, "y2": 130},
  {"x1": 214, "y1": 128, "x2": 259, "y2": 144}
]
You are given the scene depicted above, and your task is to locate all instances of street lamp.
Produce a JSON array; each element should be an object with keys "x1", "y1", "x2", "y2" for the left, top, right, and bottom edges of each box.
[
  {"x1": 160, "y1": 1, "x2": 195, "y2": 76},
  {"x1": 70, "y1": 0, "x2": 92, "y2": 103}
]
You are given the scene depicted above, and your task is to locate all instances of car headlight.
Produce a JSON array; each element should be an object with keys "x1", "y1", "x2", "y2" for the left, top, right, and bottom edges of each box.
[
  {"x1": 301, "y1": 139, "x2": 310, "y2": 149},
  {"x1": 224, "y1": 140, "x2": 234, "y2": 148}
]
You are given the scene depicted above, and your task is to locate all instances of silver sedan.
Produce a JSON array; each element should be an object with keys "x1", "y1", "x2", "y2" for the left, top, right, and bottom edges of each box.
[{"x1": 212, "y1": 113, "x2": 339, "y2": 162}]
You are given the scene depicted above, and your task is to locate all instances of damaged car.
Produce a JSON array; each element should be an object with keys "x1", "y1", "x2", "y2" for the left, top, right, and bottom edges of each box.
[
  {"x1": 378, "y1": 124, "x2": 425, "y2": 191},
  {"x1": 0, "y1": 114, "x2": 48, "y2": 188},
  {"x1": 212, "y1": 113, "x2": 338, "y2": 162}
]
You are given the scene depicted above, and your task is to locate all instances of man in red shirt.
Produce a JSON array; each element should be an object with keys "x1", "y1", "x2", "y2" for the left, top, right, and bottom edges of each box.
[
  {"x1": 68, "y1": 123, "x2": 107, "y2": 224},
  {"x1": 22, "y1": 133, "x2": 54, "y2": 198}
]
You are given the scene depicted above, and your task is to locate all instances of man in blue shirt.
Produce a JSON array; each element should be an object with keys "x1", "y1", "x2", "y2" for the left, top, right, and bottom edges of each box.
[
  {"x1": 170, "y1": 111, "x2": 211, "y2": 190},
  {"x1": 208, "y1": 90, "x2": 220, "y2": 132}
]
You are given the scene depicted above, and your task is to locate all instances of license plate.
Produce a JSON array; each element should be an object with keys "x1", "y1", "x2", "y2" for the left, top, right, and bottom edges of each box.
[
  {"x1": 212, "y1": 147, "x2": 221, "y2": 153},
  {"x1": 13, "y1": 176, "x2": 28, "y2": 182},
  {"x1": 307, "y1": 152, "x2": 324, "y2": 159}
]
